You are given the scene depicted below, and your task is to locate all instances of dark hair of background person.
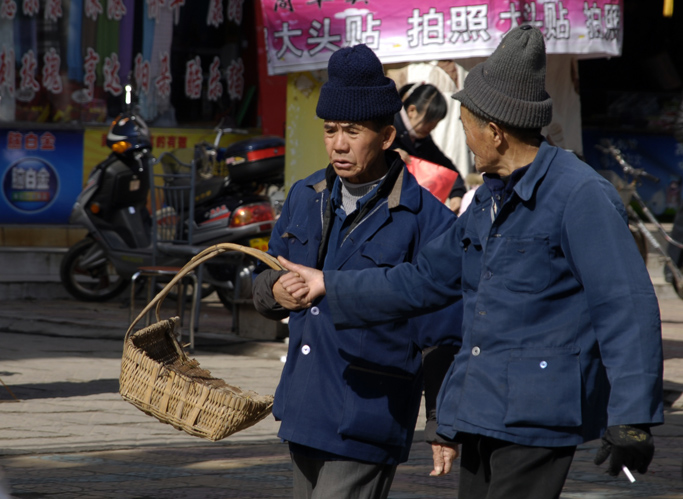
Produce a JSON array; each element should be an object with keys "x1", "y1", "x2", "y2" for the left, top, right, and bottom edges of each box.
[{"x1": 398, "y1": 83, "x2": 449, "y2": 126}]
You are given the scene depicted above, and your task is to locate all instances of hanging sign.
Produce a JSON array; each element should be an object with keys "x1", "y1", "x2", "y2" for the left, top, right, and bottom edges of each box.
[
  {"x1": 261, "y1": 0, "x2": 624, "y2": 75},
  {"x1": 0, "y1": 129, "x2": 83, "y2": 224}
]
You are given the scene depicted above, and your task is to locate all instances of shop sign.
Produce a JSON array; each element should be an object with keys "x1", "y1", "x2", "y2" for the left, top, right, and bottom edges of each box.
[
  {"x1": 0, "y1": 129, "x2": 83, "y2": 223},
  {"x1": 260, "y1": 0, "x2": 624, "y2": 75}
]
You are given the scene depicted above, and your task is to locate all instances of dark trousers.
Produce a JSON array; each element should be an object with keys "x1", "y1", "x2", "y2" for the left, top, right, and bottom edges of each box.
[
  {"x1": 291, "y1": 453, "x2": 397, "y2": 499},
  {"x1": 458, "y1": 434, "x2": 576, "y2": 499}
]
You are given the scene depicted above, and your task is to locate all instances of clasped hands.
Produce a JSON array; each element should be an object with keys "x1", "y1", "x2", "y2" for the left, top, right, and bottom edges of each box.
[{"x1": 272, "y1": 256, "x2": 326, "y2": 310}]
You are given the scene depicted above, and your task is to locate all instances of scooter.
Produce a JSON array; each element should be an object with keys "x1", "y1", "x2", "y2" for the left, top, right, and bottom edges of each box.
[{"x1": 60, "y1": 112, "x2": 282, "y2": 307}]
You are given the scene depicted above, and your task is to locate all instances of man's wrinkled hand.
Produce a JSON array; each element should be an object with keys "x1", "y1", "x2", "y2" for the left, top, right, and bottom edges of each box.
[
  {"x1": 430, "y1": 443, "x2": 459, "y2": 477},
  {"x1": 277, "y1": 256, "x2": 326, "y2": 305},
  {"x1": 273, "y1": 273, "x2": 309, "y2": 311},
  {"x1": 594, "y1": 425, "x2": 654, "y2": 477}
]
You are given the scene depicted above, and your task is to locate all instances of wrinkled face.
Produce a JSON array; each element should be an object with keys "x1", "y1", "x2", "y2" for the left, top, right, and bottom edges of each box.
[
  {"x1": 459, "y1": 106, "x2": 499, "y2": 174},
  {"x1": 323, "y1": 120, "x2": 394, "y2": 184},
  {"x1": 407, "y1": 106, "x2": 440, "y2": 139}
]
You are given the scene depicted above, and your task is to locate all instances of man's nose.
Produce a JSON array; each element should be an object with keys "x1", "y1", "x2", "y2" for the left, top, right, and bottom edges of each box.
[{"x1": 333, "y1": 133, "x2": 349, "y2": 151}]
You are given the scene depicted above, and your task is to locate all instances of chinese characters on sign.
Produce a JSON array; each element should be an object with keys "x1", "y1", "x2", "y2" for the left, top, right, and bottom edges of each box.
[
  {"x1": 8, "y1": 131, "x2": 56, "y2": 152},
  {"x1": 227, "y1": 58, "x2": 245, "y2": 101},
  {"x1": 42, "y1": 48, "x2": 62, "y2": 94},
  {"x1": 2, "y1": 1, "x2": 249, "y2": 114},
  {"x1": 185, "y1": 56, "x2": 202, "y2": 100},
  {"x1": 44, "y1": 0, "x2": 62, "y2": 21},
  {"x1": 0, "y1": 129, "x2": 84, "y2": 223},
  {"x1": 156, "y1": 52, "x2": 172, "y2": 99},
  {"x1": 104, "y1": 53, "x2": 123, "y2": 96},
  {"x1": 261, "y1": 0, "x2": 624, "y2": 75},
  {"x1": 207, "y1": 0, "x2": 223, "y2": 27},
  {"x1": 0, "y1": 47, "x2": 15, "y2": 96},
  {"x1": 208, "y1": 56, "x2": 223, "y2": 101}
]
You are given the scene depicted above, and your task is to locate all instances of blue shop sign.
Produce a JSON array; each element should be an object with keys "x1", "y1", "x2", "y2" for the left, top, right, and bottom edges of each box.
[
  {"x1": 0, "y1": 129, "x2": 83, "y2": 224},
  {"x1": 583, "y1": 130, "x2": 683, "y2": 218}
]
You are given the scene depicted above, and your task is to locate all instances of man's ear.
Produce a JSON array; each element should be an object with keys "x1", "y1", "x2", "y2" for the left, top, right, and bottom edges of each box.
[
  {"x1": 488, "y1": 122, "x2": 504, "y2": 148},
  {"x1": 381, "y1": 125, "x2": 397, "y2": 150}
]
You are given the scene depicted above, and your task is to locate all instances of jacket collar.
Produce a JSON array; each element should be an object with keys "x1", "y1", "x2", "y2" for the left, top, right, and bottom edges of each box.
[
  {"x1": 474, "y1": 140, "x2": 558, "y2": 205},
  {"x1": 513, "y1": 140, "x2": 557, "y2": 202}
]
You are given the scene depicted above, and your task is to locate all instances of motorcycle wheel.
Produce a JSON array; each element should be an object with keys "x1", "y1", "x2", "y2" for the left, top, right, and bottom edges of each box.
[
  {"x1": 60, "y1": 238, "x2": 129, "y2": 301},
  {"x1": 214, "y1": 261, "x2": 254, "y2": 309}
]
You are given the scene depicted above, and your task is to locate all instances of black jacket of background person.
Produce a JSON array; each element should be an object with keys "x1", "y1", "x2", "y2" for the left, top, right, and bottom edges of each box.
[{"x1": 391, "y1": 113, "x2": 467, "y2": 199}]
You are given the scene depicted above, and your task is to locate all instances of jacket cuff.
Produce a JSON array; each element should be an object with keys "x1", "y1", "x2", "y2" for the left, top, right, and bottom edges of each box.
[
  {"x1": 424, "y1": 419, "x2": 458, "y2": 444},
  {"x1": 252, "y1": 269, "x2": 290, "y2": 321}
]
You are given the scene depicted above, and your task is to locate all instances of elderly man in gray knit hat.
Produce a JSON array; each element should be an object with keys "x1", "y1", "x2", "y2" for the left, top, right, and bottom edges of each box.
[
  {"x1": 278, "y1": 25, "x2": 663, "y2": 499},
  {"x1": 252, "y1": 44, "x2": 462, "y2": 499}
]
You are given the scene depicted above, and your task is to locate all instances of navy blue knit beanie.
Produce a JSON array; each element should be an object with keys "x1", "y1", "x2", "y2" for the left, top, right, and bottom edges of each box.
[
  {"x1": 452, "y1": 25, "x2": 552, "y2": 128},
  {"x1": 316, "y1": 44, "x2": 402, "y2": 122}
]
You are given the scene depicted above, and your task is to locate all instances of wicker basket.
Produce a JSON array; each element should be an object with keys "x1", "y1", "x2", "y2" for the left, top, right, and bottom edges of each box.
[{"x1": 119, "y1": 243, "x2": 283, "y2": 441}]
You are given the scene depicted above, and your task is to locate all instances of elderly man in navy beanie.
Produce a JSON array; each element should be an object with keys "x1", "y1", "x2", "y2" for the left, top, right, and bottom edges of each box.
[
  {"x1": 252, "y1": 44, "x2": 462, "y2": 498},
  {"x1": 277, "y1": 26, "x2": 663, "y2": 499}
]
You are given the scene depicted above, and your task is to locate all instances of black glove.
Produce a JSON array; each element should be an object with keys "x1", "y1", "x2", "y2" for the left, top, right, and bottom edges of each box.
[{"x1": 594, "y1": 425, "x2": 654, "y2": 476}]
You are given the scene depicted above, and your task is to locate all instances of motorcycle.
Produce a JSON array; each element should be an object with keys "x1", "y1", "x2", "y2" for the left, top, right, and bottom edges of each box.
[{"x1": 60, "y1": 112, "x2": 284, "y2": 308}]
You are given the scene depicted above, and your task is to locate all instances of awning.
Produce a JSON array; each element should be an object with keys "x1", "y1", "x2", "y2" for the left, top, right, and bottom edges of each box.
[{"x1": 260, "y1": 0, "x2": 624, "y2": 75}]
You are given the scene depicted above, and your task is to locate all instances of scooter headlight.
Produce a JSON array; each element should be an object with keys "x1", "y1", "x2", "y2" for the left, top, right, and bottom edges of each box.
[{"x1": 111, "y1": 141, "x2": 132, "y2": 154}]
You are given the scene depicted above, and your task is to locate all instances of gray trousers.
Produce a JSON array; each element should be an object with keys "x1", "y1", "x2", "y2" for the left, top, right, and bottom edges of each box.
[
  {"x1": 291, "y1": 453, "x2": 397, "y2": 499},
  {"x1": 458, "y1": 434, "x2": 576, "y2": 499}
]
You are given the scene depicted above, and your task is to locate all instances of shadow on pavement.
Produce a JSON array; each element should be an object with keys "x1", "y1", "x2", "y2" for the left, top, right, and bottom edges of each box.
[{"x1": 3, "y1": 379, "x2": 119, "y2": 400}]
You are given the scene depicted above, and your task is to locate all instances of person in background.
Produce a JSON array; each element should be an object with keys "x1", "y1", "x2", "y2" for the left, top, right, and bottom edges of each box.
[
  {"x1": 277, "y1": 26, "x2": 663, "y2": 499},
  {"x1": 392, "y1": 82, "x2": 467, "y2": 212},
  {"x1": 251, "y1": 44, "x2": 462, "y2": 499},
  {"x1": 457, "y1": 172, "x2": 484, "y2": 216}
]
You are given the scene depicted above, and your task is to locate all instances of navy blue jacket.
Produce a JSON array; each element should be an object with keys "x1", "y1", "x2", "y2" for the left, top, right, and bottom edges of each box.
[
  {"x1": 254, "y1": 152, "x2": 462, "y2": 464},
  {"x1": 325, "y1": 141, "x2": 664, "y2": 447}
]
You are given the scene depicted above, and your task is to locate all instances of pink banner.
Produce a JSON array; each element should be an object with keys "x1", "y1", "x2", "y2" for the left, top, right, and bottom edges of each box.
[{"x1": 262, "y1": 1, "x2": 623, "y2": 75}]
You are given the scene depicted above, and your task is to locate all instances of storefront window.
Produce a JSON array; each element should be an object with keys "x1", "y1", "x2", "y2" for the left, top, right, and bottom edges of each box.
[{"x1": 0, "y1": 0, "x2": 257, "y2": 128}]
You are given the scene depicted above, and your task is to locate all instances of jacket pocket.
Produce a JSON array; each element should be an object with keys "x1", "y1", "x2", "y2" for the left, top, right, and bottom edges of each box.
[
  {"x1": 338, "y1": 365, "x2": 418, "y2": 447},
  {"x1": 502, "y1": 236, "x2": 551, "y2": 293},
  {"x1": 281, "y1": 225, "x2": 309, "y2": 262},
  {"x1": 361, "y1": 240, "x2": 408, "y2": 267},
  {"x1": 504, "y1": 350, "x2": 582, "y2": 428}
]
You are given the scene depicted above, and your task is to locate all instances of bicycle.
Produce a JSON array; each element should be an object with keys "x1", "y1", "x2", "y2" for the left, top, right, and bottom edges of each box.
[{"x1": 596, "y1": 139, "x2": 683, "y2": 299}]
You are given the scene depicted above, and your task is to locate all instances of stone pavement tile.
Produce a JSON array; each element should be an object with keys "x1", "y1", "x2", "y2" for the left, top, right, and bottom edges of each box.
[
  {"x1": 0, "y1": 438, "x2": 461, "y2": 499},
  {"x1": 0, "y1": 329, "x2": 285, "y2": 455},
  {"x1": 1, "y1": 444, "x2": 289, "y2": 499},
  {"x1": 6, "y1": 431, "x2": 682, "y2": 499}
]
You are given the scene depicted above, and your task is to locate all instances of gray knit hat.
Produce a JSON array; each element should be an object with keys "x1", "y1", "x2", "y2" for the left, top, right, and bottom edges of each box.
[
  {"x1": 316, "y1": 44, "x2": 402, "y2": 122},
  {"x1": 452, "y1": 25, "x2": 552, "y2": 128}
]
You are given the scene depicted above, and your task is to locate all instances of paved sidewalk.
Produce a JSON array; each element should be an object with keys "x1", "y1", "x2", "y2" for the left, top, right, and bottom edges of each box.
[{"x1": 0, "y1": 295, "x2": 682, "y2": 497}]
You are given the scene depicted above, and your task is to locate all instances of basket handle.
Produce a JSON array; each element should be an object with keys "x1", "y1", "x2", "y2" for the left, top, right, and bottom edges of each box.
[{"x1": 125, "y1": 243, "x2": 284, "y2": 341}]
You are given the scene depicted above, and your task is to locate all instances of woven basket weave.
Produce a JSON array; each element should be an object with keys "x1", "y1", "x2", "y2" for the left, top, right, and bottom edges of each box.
[{"x1": 119, "y1": 243, "x2": 283, "y2": 441}]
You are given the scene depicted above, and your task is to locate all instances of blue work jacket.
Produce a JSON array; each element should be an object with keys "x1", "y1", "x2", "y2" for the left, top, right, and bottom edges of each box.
[
  {"x1": 261, "y1": 155, "x2": 461, "y2": 464},
  {"x1": 325, "y1": 141, "x2": 664, "y2": 447}
]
